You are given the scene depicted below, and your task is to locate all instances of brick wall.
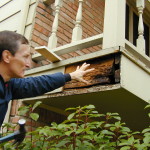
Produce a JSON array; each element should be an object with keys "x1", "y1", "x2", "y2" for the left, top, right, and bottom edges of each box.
[
  {"x1": 9, "y1": 100, "x2": 66, "y2": 131},
  {"x1": 31, "y1": 0, "x2": 105, "y2": 66}
]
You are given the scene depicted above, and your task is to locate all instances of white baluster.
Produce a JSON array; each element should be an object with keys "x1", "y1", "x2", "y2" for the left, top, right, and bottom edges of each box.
[
  {"x1": 72, "y1": 0, "x2": 84, "y2": 42},
  {"x1": 48, "y1": 0, "x2": 62, "y2": 50},
  {"x1": 136, "y1": 0, "x2": 145, "y2": 53}
]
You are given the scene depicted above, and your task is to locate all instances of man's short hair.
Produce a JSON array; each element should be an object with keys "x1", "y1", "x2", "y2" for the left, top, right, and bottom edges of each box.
[{"x1": 0, "y1": 30, "x2": 29, "y2": 60}]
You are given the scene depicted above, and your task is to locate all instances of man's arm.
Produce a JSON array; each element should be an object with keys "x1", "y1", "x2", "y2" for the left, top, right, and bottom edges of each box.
[
  {"x1": 10, "y1": 72, "x2": 68, "y2": 99},
  {"x1": 11, "y1": 63, "x2": 94, "y2": 99}
]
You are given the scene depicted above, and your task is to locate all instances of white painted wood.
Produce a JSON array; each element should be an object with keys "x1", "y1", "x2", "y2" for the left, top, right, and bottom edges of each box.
[
  {"x1": 17, "y1": 0, "x2": 31, "y2": 34},
  {"x1": 0, "y1": 12, "x2": 20, "y2": 31},
  {"x1": 3, "y1": 101, "x2": 12, "y2": 124},
  {"x1": 30, "y1": 0, "x2": 37, "y2": 4},
  {"x1": 24, "y1": 0, "x2": 37, "y2": 40},
  {"x1": 0, "y1": 0, "x2": 12, "y2": 7},
  {"x1": 29, "y1": 46, "x2": 119, "y2": 76},
  {"x1": 72, "y1": 0, "x2": 84, "y2": 42},
  {"x1": 26, "y1": 2, "x2": 37, "y2": 25},
  {"x1": 124, "y1": 40, "x2": 150, "y2": 74},
  {"x1": 103, "y1": 0, "x2": 126, "y2": 49},
  {"x1": 48, "y1": 0, "x2": 63, "y2": 49},
  {"x1": 54, "y1": 34, "x2": 103, "y2": 55},
  {"x1": 0, "y1": 0, "x2": 21, "y2": 22},
  {"x1": 35, "y1": 46, "x2": 62, "y2": 62},
  {"x1": 24, "y1": 24, "x2": 32, "y2": 39},
  {"x1": 121, "y1": 55, "x2": 150, "y2": 102},
  {"x1": 136, "y1": 0, "x2": 145, "y2": 53},
  {"x1": 0, "y1": 0, "x2": 34, "y2": 36},
  {"x1": 33, "y1": 34, "x2": 103, "y2": 61}
]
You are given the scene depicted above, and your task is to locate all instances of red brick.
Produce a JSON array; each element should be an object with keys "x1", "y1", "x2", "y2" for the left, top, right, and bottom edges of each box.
[
  {"x1": 35, "y1": 18, "x2": 43, "y2": 27},
  {"x1": 81, "y1": 48, "x2": 91, "y2": 54},
  {"x1": 38, "y1": 1, "x2": 47, "y2": 10},
  {"x1": 10, "y1": 100, "x2": 18, "y2": 116},
  {"x1": 41, "y1": 28, "x2": 50, "y2": 36},
  {"x1": 36, "y1": 7, "x2": 45, "y2": 15},
  {"x1": 34, "y1": 23, "x2": 43, "y2": 32},
  {"x1": 36, "y1": 14, "x2": 52, "y2": 26},
  {"x1": 69, "y1": 52, "x2": 79, "y2": 57},
  {"x1": 63, "y1": 29, "x2": 72, "y2": 39},
  {"x1": 10, "y1": 116, "x2": 20, "y2": 124},
  {"x1": 33, "y1": 30, "x2": 40, "y2": 37}
]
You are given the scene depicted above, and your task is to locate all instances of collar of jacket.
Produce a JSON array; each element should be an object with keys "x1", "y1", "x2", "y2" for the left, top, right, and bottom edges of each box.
[{"x1": 0, "y1": 75, "x2": 9, "y2": 85}]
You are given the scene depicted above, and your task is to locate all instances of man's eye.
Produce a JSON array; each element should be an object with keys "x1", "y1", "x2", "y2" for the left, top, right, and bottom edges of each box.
[{"x1": 24, "y1": 55, "x2": 29, "y2": 58}]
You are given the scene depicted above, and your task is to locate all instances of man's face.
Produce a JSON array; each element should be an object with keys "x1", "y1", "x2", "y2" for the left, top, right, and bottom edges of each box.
[{"x1": 9, "y1": 44, "x2": 31, "y2": 78}]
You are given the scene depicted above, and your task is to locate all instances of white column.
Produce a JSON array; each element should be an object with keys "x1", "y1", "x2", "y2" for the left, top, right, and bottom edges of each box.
[
  {"x1": 72, "y1": 0, "x2": 84, "y2": 42},
  {"x1": 48, "y1": 0, "x2": 62, "y2": 50},
  {"x1": 17, "y1": 0, "x2": 30, "y2": 34},
  {"x1": 136, "y1": 0, "x2": 145, "y2": 53},
  {"x1": 102, "y1": 0, "x2": 126, "y2": 49}
]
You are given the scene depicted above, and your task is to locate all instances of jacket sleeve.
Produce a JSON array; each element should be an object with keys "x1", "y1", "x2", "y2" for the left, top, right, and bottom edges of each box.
[{"x1": 10, "y1": 72, "x2": 71, "y2": 99}]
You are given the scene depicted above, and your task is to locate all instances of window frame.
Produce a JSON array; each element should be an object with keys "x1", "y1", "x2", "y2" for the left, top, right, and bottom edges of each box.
[{"x1": 126, "y1": 1, "x2": 150, "y2": 56}]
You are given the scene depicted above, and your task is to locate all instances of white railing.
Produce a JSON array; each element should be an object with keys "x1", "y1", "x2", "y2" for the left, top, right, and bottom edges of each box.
[
  {"x1": 136, "y1": 0, "x2": 145, "y2": 53},
  {"x1": 34, "y1": 0, "x2": 103, "y2": 63},
  {"x1": 33, "y1": 0, "x2": 149, "y2": 63},
  {"x1": 72, "y1": 0, "x2": 84, "y2": 42},
  {"x1": 48, "y1": 0, "x2": 62, "y2": 50}
]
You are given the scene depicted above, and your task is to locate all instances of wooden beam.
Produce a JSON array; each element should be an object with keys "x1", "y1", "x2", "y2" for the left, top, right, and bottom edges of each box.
[
  {"x1": 32, "y1": 34, "x2": 103, "y2": 62},
  {"x1": 54, "y1": 34, "x2": 103, "y2": 55},
  {"x1": 35, "y1": 46, "x2": 62, "y2": 62},
  {"x1": 43, "y1": 0, "x2": 55, "y2": 5},
  {"x1": 28, "y1": 46, "x2": 120, "y2": 76},
  {"x1": 64, "y1": 55, "x2": 117, "y2": 89},
  {"x1": 21, "y1": 84, "x2": 121, "y2": 102}
]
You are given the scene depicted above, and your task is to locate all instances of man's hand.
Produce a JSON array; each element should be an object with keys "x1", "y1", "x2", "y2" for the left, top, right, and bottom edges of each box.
[{"x1": 70, "y1": 63, "x2": 94, "y2": 84}]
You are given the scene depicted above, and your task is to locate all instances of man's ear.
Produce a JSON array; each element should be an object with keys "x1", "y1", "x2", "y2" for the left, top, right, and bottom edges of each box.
[{"x1": 2, "y1": 50, "x2": 13, "y2": 63}]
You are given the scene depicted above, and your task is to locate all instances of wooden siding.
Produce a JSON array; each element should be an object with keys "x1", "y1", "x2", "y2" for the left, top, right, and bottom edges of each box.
[
  {"x1": 0, "y1": 0, "x2": 22, "y2": 31},
  {"x1": 0, "y1": 0, "x2": 37, "y2": 38}
]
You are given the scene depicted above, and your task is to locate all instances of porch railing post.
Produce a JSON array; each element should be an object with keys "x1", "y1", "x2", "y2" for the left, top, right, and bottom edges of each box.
[
  {"x1": 102, "y1": 0, "x2": 126, "y2": 49},
  {"x1": 48, "y1": 0, "x2": 62, "y2": 50},
  {"x1": 72, "y1": 0, "x2": 84, "y2": 42},
  {"x1": 136, "y1": 0, "x2": 145, "y2": 53}
]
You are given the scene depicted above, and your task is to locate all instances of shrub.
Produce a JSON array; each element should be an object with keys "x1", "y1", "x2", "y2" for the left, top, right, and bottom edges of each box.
[{"x1": 0, "y1": 102, "x2": 150, "y2": 150}]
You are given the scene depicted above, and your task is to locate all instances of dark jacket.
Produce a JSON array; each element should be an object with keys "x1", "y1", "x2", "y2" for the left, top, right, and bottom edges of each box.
[{"x1": 0, "y1": 73, "x2": 71, "y2": 127}]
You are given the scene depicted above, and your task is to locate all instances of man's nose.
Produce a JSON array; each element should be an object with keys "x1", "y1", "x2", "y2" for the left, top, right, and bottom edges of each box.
[{"x1": 25, "y1": 59, "x2": 31, "y2": 68}]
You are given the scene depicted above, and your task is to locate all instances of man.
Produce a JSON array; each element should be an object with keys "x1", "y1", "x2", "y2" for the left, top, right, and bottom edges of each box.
[{"x1": 0, "y1": 30, "x2": 94, "y2": 127}]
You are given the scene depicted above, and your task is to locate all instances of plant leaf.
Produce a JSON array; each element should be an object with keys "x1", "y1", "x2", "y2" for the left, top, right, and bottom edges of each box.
[
  {"x1": 142, "y1": 128, "x2": 150, "y2": 133},
  {"x1": 120, "y1": 146, "x2": 131, "y2": 150},
  {"x1": 67, "y1": 113, "x2": 75, "y2": 120},
  {"x1": 30, "y1": 113, "x2": 39, "y2": 121},
  {"x1": 32, "y1": 101, "x2": 42, "y2": 111},
  {"x1": 86, "y1": 105, "x2": 95, "y2": 109},
  {"x1": 18, "y1": 106, "x2": 29, "y2": 116},
  {"x1": 144, "y1": 104, "x2": 150, "y2": 109}
]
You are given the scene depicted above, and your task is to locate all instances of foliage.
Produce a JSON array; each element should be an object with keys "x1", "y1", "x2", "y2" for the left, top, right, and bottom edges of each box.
[{"x1": 0, "y1": 102, "x2": 150, "y2": 150}]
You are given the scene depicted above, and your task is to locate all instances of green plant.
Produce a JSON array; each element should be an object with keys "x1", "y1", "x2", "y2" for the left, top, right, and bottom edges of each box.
[{"x1": 0, "y1": 103, "x2": 150, "y2": 150}]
